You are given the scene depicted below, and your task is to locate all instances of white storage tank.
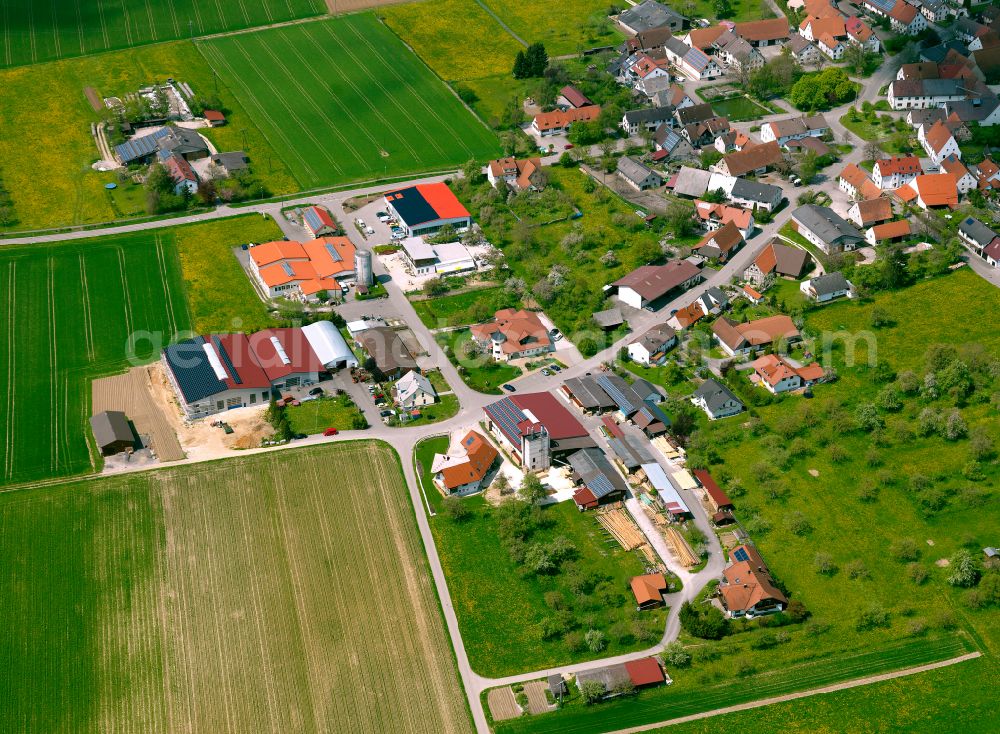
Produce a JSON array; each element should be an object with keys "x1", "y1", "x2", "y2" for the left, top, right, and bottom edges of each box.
[{"x1": 355, "y1": 249, "x2": 374, "y2": 287}]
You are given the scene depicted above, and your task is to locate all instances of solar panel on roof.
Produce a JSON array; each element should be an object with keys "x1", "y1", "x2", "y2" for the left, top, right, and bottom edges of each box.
[
  {"x1": 589, "y1": 474, "x2": 616, "y2": 499},
  {"x1": 464, "y1": 435, "x2": 475, "y2": 446},
  {"x1": 486, "y1": 398, "x2": 528, "y2": 444},
  {"x1": 733, "y1": 547, "x2": 750, "y2": 562},
  {"x1": 324, "y1": 243, "x2": 343, "y2": 262},
  {"x1": 596, "y1": 375, "x2": 637, "y2": 415},
  {"x1": 281, "y1": 262, "x2": 295, "y2": 277}
]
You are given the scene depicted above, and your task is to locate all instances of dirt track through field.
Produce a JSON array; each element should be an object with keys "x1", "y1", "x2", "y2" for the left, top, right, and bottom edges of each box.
[{"x1": 92, "y1": 367, "x2": 185, "y2": 462}]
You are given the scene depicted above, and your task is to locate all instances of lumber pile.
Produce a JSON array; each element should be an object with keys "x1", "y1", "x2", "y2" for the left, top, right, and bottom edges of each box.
[
  {"x1": 596, "y1": 506, "x2": 646, "y2": 551},
  {"x1": 664, "y1": 527, "x2": 699, "y2": 567}
]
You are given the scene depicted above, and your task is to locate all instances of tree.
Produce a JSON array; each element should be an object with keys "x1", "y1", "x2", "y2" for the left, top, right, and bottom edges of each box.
[
  {"x1": 856, "y1": 604, "x2": 891, "y2": 631},
  {"x1": 869, "y1": 305, "x2": 894, "y2": 328},
  {"x1": 492, "y1": 472, "x2": 513, "y2": 495},
  {"x1": 879, "y1": 246, "x2": 910, "y2": 290},
  {"x1": 947, "y1": 550, "x2": 981, "y2": 587},
  {"x1": 512, "y1": 50, "x2": 529, "y2": 79},
  {"x1": 440, "y1": 497, "x2": 471, "y2": 522},
  {"x1": 664, "y1": 641, "x2": 692, "y2": 667},
  {"x1": 863, "y1": 140, "x2": 883, "y2": 162},
  {"x1": 666, "y1": 201, "x2": 696, "y2": 237},
  {"x1": 423, "y1": 277, "x2": 448, "y2": 297},
  {"x1": 580, "y1": 679, "x2": 606, "y2": 704},
  {"x1": 855, "y1": 402, "x2": 883, "y2": 432},
  {"x1": 814, "y1": 552, "x2": 837, "y2": 575},
  {"x1": 585, "y1": 628, "x2": 607, "y2": 653},
  {"x1": 796, "y1": 149, "x2": 819, "y2": 184},
  {"x1": 891, "y1": 538, "x2": 920, "y2": 562},
  {"x1": 525, "y1": 43, "x2": 549, "y2": 77},
  {"x1": 945, "y1": 410, "x2": 968, "y2": 441},
  {"x1": 520, "y1": 472, "x2": 548, "y2": 505}
]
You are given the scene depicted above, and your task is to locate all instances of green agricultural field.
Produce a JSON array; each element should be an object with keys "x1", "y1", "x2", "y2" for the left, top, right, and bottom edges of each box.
[
  {"x1": 0, "y1": 0, "x2": 324, "y2": 69},
  {"x1": 657, "y1": 656, "x2": 997, "y2": 734},
  {"x1": 0, "y1": 215, "x2": 278, "y2": 485},
  {"x1": 0, "y1": 230, "x2": 190, "y2": 485},
  {"x1": 417, "y1": 437, "x2": 666, "y2": 677},
  {"x1": 382, "y1": 0, "x2": 524, "y2": 82},
  {"x1": 0, "y1": 442, "x2": 472, "y2": 734},
  {"x1": 0, "y1": 41, "x2": 296, "y2": 231},
  {"x1": 198, "y1": 14, "x2": 501, "y2": 190}
]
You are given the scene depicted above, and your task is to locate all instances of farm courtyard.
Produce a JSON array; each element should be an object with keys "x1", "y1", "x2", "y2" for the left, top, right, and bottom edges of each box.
[{"x1": 0, "y1": 441, "x2": 471, "y2": 734}]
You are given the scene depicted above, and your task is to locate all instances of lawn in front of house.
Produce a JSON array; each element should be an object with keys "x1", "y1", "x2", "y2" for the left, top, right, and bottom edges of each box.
[
  {"x1": 286, "y1": 394, "x2": 366, "y2": 434},
  {"x1": 416, "y1": 437, "x2": 667, "y2": 678},
  {"x1": 710, "y1": 95, "x2": 782, "y2": 122},
  {"x1": 389, "y1": 393, "x2": 460, "y2": 427},
  {"x1": 436, "y1": 330, "x2": 523, "y2": 393}
]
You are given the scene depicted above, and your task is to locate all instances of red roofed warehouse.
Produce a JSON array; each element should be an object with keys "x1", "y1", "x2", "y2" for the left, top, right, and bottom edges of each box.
[
  {"x1": 431, "y1": 431, "x2": 499, "y2": 495},
  {"x1": 161, "y1": 322, "x2": 357, "y2": 419},
  {"x1": 613, "y1": 260, "x2": 703, "y2": 310},
  {"x1": 484, "y1": 392, "x2": 594, "y2": 471},
  {"x1": 692, "y1": 468, "x2": 734, "y2": 513},
  {"x1": 383, "y1": 183, "x2": 471, "y2": 237}
]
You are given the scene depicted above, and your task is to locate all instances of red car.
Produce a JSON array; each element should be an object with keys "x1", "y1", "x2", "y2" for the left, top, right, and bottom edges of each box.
[
  {"x1": 564, "y1": 143, "x2": 574, "y2": 150},
  {"x1": 323, "y1": 427, "x2": 339, "y2": 436}
]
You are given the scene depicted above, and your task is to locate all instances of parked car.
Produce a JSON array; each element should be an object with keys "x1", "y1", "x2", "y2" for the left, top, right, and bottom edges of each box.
[
  {"x1": 376, "y1": 211, "x2": 389, "y2": 221},
  {"x1": 308, "y1": 387, "x2": 324, "y2": 396},
  {"x1": 379, "y1": 409, "x2": 393, "y2": 418},
  {"x1": 365, "y1": 226, "x2": 375, "y2": 235},
  {"x1": 541, "y1": 368, "x2": 551, "y2": 376},
  {"x1": 391, "y1": 231, "x2": 405, "y2": 240},
  {"x1": 550, "y1": 364, "x2": 561, "y2": 372},
  {"x1": 292, "y1": 433, "x2": 307, "y2": 440},
  {"x1": 323, "y1": 427, "x2": 339, "y2": 436},
  {"x1": 564, "y1": 143, "x2": 574, "y2": 150},
  {"x1": 502, "y1": 383, "x2": 516, "y2": 392}
]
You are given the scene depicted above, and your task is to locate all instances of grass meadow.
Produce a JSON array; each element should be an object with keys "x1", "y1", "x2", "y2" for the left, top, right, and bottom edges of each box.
[
  {"x1": 171, "y1": 215, "x2": 284, "y2": 333},
  {"x1": 492, "y1": 269, "x2": 1000, "y2": 732},
  {"x1": 480, "y1": 0, "x2": 623, "y2": 55},
  {"x1": 197, "y1": 14, "x2": 501, "y2": 190},
  {"x1": 382, "y1": 0, "x2": 524, "y2": 82},
  {"x1": 0, "y1": 41, "x2": 297, "y2": 231},
  {"x1": 416, "y1": 437, "x2": 666, "y2": 677},
  {"x1": 0, "y1": 442, "x2": 472, "y2": 734},
  {"x1": 0, "y1": 0, "x2": 324, "y2": 69},
  {"x1": 0, "y1": 230, "x2": 190, "y2": 485}
]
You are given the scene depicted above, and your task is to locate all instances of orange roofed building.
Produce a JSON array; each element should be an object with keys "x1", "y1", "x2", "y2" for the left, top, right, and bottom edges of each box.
[
  {"x1": 249, "y1": 237, "x2": 356, "y2": 301},
  {"x1": 750, "y1": 353, "x2": 826, "y2": 394},
  {"x1": 531, "y1": 105, "x2": 601, "y2": 136},
  {"x1": 896, "y1": 173, "x2": 959, "y2": 209},
  {"x1": 431, "y1": 431, "x2": 499, "y2": 495},
  {"x1": 630, "y1": 573, "x2": 668, "y2": 610},
  {"x1": 719, "y1": 544, "x2": 788, "y2": 618},
  {"x1": 470, "y1": 308, "x2": 554, "y2": 362}
]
